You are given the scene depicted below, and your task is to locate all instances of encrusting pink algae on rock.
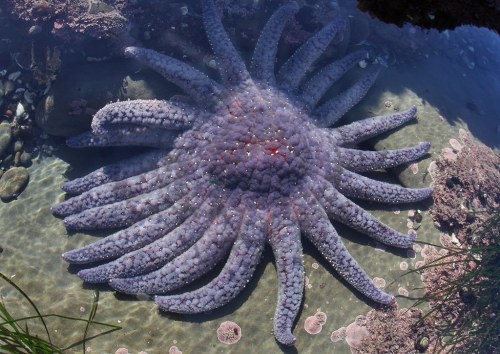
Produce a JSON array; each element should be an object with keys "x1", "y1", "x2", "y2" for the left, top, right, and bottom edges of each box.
[{"x1": 216, "y1": 321, "x2": 241, "y2": 345}]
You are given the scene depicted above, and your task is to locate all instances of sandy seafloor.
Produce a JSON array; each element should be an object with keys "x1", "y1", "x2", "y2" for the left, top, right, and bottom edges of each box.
[{"x1": 1, "y1": 18, "x2": 500, "y2": 354}]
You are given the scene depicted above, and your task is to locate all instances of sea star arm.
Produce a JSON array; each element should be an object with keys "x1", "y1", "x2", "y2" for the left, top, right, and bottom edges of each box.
[
  {"x1": 299, "y1": 50, "x2": 368, "y2": 109},
  {"x1": 277, "y1": 19, "x2": 346, "y2": 90},
  {"x1": 91, "y1": 99, "x2": 198, "y2": 134},
  {"x1": 110, "y1": 194, "x2": 242, "y2": 294},
  {"x1": 328, "y1": 106, "x2": 417, "y2": 145},
  {"x1": 77, "y1": 194, "x2": 223, "y2": 283},
  {"x1": 52, "y1": 164, "x2": 187, "y2": 216},
  {"x1": 268, "y1": 198, "x2": 304, "y2": 346},
  {"x1": 202, "y1": 0, "x2": 251, "y2": 86},
  {"x1": 337, "y1": 142, "x2": 431, "y2": 172},
  {"x1": 62, "y1": 190, "x2": 202, "y2": 264},
  {"x1": 67, "y1": 125, "x2": 178, "y2": 149},
  {"x1": 155, "y1": 206, "x2": 266, "y2": 313},
  {"x1": 124, "y1": 47, "x2": 223, "y2": 106},
  {"x1": 250, "y1": 3, "x2": 299, "y2": 83},
  {"x1": 61, "y1": 178, "x2": 197, "y2": 230},
  {"x1": 314, "y1": 65, "x2": 382, "y2": 127},
  {"x1": 295, "y1": 191, "x2": 394, "y2": 304},
  {"x1": 338, "y1": 169, "x2": 433, "y2": 203},
  {"x1": 312, "y1": 177, "x2": 415, "y2": 248},
  {"x1": 62, "y1": 150, "x2": 167, "y2": 194}
]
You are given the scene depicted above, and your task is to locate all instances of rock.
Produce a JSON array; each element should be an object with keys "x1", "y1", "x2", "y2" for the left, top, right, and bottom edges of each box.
[
  {"x1": 19, "y1": 151, "x2": 31, "y2": 166},
  {"x1": 0, "y1": 166, "x2": 29, "y2": 201},
  {"x1": 0, "y1": 122, "x2": 12, "y2": 157},
  {"x1": 1, "y1": 154, "x2": 13, "y2": 168},
  {"x1": 3, "y1": 81, "x2": 14, "y2": 97},
  {"x1": 36, "y1": 60, "x2": 176, "y2": 137},
  {"x1": 13, "y1": 139, "x2": 23, "y2": 153},
  {"x1": 14, "y1": 151, "x2": 20, "y2": 165}
]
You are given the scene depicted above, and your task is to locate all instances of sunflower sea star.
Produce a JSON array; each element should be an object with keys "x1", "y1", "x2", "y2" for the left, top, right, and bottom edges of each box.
[{"x1": 53, "y1": 0, "x2": 432, "y2": 346}]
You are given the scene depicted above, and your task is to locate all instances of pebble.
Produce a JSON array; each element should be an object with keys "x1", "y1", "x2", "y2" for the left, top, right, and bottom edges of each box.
[
  {"x1": 0, "y1": 166, "x2": 29, "y2": 201},
  {"x1": 13, "y1": 139, "x2": 23, "y2": 153},
  {"x1": 28, "y1": 25, "x2": 43, "y2": 36},
  {"x1": 8, "y1": 72, "x2": 21, "y2": 82},
  {"x1": 14, "y1": 151, "x2": 21, "y2": 166},
  {"x1": 3, "y1": 81, "x2": 14, "y2": 96},
  {"x1": 0, "y1": 122, "x2": 12, "y2": 157},
  {"x1": 20, "y1": 152, "x2": 31, "y2": 165},
  {"x1": 16, "y1": 102, "x2": 25, "y2": 117}
]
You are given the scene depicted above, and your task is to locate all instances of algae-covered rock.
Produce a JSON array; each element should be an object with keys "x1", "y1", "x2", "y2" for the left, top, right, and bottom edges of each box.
[
  {"x1": 36, "y1": 60, "x2": 174, "y2": 137},
  {"x1": 0, "y1": 166, "x2": 29, "y2": 201}
]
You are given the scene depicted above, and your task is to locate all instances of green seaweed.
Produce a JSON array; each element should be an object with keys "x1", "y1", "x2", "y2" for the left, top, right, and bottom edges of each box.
[
  {"x1": 0, "y1": 272, "x2": 121, "y2": 353},
  {"x1": 409, "y1": 211, "x2": 499, "y2": 353}
]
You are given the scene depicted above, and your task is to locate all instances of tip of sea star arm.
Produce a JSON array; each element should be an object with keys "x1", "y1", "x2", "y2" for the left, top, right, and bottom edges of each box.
[
  {"x1": 123, "y1": 46, "x2": 140, "y2": 57},
  {"x1": 420, "y1": 141, "x2": 432, "y2": 151},
  {"x1": 369, "y1": 288, "x2": 395, "y2": 305},
  {"x1": 274, "y1": 327, "x2": 297, "y2": 346},
  {"x1": 77, "y1": 267, "x2": 108, "y2": 284},
  {"x1": 61, "y1": 249, "x2": 80, "y2": 264},
  {"x1": 51, "y1": 203, "x2": 66, "y2": 217}
]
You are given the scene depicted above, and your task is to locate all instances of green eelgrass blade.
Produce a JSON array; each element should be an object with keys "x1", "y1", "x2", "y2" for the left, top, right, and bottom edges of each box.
[
  {"x1": 408, "y1": 211, "x2": 499, "y2": 353},
  {"x1": 83, "y1": 290, "x2": 99, "y2": 353},
  {"x1": 0, "y1": 311, "x2": 122, "y2": 352},
  {"x1": 0, "y1": 273, "x2": 52, "y2": 344},
  {"x1": 0, "y1": 273, "x2": 122, "y2": 353}
]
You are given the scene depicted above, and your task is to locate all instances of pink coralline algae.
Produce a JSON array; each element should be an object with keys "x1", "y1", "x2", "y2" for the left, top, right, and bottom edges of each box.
[
  {"x1": 372, "y1": 277, "x2": 386, "y2": 288},
  {"x1": 398, "y1": 287, "x2": 409, "y2": 296},
  {"x1": 330, "y1": 327, "x2": 347, "y2": 342},
  {"x1": 304, "y1": 316, "x2": 323, "y2": 335},
  {"x1": 448, "y1": 138, "x2": 462, "y2": 152},
  {"x1": 412, "y1": 243, "x2": 422, "y2": 253},
  {"x1": 168, "y1": 346, "x2": 182, "y2": 354},
  {"x1": 347, "y1": 305, "x2": 439, "y2": 354},
  {"x1": 410, "y1": 162, "x2": 419, "y2": 174},
  {"x1": 217, "y1": 321, "x2": 241, "y2": 345},
  {"x1": 345, "y1": 322, "x2": 370, "y2": 348},
  {"x1": 315, "y1": 310, "x2": 327, "y2": 325},
  {"x1": 431, "y1": 129, "x2": 499, "y2": 245},
  {"x1": 304, "y1": 310, "x2": 327, "y2": 334}
]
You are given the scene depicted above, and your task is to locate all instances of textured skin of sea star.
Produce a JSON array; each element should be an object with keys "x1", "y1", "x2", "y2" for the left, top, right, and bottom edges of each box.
[{"x1": 53, "y1": 0, "x2": 432, "y2": 346}]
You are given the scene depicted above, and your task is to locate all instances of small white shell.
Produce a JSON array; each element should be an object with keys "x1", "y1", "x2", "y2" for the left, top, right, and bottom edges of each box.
[{"x1": 16, "y1": 102, "x2": 25, "y2": 117}]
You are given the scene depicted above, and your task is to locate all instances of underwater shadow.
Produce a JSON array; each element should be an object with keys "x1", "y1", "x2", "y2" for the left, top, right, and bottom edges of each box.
[{"x1": 369, "y1": 54, "x2": 499, "y2": 150}]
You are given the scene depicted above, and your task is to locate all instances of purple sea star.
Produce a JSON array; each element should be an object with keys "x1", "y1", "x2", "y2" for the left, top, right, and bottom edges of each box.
[{"x1": 53, "y1": 0, "x2": 432, "y2": 346}]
